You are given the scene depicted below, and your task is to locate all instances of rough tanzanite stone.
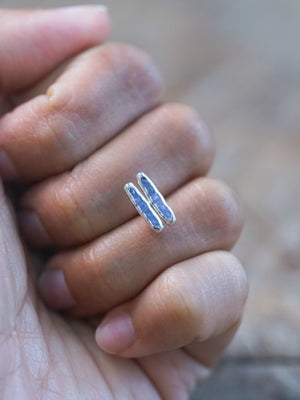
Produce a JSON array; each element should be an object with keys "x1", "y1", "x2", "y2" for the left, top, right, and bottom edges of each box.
[
  {"x1": 137, "y1": 173, "x2": 176, "y2": 225},
  {"x1": 124, "y1": 183, "x2": 164, "y2": 232}
]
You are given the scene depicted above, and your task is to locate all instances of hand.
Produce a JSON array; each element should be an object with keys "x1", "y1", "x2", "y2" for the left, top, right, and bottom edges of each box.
[{"x1": 0, "y1": 7, "x2": 248, "y2": 400}]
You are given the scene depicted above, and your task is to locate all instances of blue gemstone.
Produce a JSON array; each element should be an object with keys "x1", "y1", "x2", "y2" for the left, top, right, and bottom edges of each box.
[
  {"x1": 140, "y1": 175, "x2": 174, "y2": 223},
  {"x1": 155, "y1": 198, "x2": 173, "y2": 220},
  {"x1": 128, "y1": 186, "x2": 162, "y2": 230}
]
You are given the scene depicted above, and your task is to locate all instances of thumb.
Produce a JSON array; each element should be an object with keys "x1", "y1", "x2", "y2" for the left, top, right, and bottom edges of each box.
[
  {"x1": 0, "y1": 6, "x2": 109, "y2": 92},
  {"x1": 0, "y1": 180, "x2": 28, "y2": 334}
]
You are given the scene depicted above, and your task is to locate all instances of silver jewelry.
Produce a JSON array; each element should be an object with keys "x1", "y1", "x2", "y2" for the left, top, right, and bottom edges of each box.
[{"x1": 124, "y1": 172, "x2": 176, "y2": 232}]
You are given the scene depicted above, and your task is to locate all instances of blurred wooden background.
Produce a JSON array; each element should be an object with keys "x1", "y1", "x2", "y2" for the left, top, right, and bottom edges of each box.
[{"x1": 3, "y1": 0, "x2": 300, "y2": 398}]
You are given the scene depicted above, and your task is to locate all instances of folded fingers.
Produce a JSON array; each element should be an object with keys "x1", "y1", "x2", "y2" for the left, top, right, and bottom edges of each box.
[
  {"x1": 20, "y1": 103, "x2": 214, "y2": 247},
  {"x1": 38, "y1": 178, "x2": 244, "y2": 315}
]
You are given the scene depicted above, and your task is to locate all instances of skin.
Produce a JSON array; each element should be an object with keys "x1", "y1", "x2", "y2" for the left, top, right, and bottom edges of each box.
[{"x1": 0, "y1": 7, "x2": 248, "y2": 400}]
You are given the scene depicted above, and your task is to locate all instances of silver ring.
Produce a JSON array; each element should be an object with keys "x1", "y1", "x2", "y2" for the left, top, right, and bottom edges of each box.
[{"x1": 124, "y1": 172, "x2": 176, "y2": 232}]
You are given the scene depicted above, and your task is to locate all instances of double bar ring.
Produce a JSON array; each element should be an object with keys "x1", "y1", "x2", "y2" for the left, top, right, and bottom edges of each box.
[{"x1": 124, "y1": 172, "x2": 176, "y2": 232}]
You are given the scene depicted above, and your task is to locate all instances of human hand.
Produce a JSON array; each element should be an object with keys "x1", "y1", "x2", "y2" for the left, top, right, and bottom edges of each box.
[{"x1": 0, "y1": 7, "x2": 248, "y2": 399}]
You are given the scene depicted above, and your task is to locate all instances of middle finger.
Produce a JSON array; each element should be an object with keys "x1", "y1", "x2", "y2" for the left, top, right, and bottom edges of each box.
[{"x1": 20, "y1": 103, "x2": 214, "y2": 247}]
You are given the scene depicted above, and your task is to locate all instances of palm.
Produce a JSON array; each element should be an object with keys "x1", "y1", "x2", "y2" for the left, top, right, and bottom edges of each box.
[{"x1": 1, "y1": 187, "x2": 206, "y2": 400}]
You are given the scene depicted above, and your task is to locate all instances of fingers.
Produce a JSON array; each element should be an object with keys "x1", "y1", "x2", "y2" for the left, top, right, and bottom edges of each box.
[
  {"x1": 0, "y1": 6, "x2": 109, "y2": 92},
  {"x1": 0, "y1": 42, "x2": 163, "y2": 181},
  {"x1": 20, "y1": 104, "x2": 214, "y2": 247},
  {"x1": 94, "y1": 251, "x2": 248, "y2": 358},
  {"x1": 38, "y1": 178, "x2": 244, "y2": 315}
]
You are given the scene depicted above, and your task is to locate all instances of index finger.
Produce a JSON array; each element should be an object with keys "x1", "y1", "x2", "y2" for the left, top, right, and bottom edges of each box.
[
  {"x1": 0, "y1": 6, "x2": 109, "y2": 92},
  {"x1": 0, "y1": 6, "x2": 109, "y2": 179}
]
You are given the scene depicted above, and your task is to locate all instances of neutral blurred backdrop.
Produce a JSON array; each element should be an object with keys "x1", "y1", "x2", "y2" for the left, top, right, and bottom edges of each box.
[{"x1": 2, "y1": 0, "x2": 300, "y2": 398}]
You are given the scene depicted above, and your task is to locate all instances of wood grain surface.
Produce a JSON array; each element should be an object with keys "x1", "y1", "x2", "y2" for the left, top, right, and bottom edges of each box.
[{"x1": 2, "y1": 0, "x2": 300, "y2": 398}]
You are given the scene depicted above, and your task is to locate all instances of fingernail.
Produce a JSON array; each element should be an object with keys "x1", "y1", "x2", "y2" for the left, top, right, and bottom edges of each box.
[
  {"x1": 95, "y1": 310, "x2": 135, "y2": 354},
  {"x1": 19, "y1": 210, "x2": 52, "y2": 247},
  {"x1": 39, "y1": 269, "x2": 76, "y2": 310},
  {"x1": 0, "y1": 149, "x2": 18, "y2": 180}
]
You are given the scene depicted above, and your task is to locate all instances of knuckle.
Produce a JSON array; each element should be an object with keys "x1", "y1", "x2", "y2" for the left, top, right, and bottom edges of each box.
[
  {"x1": 159, "y1": 103, "x2": 215, "y2": 172},
  {"x1": 157, "y1": 269, "x2": 201, "y2": 334},
  {"x1": 22, "y1": 100, "x2": 67, "y2": 166},
  {"x1": 44, "y1": 112, "x2": 81, "y2": 160},
  {"x1": 102, "y1": 42, "x2": 164, "y2": 104},
  {"x1": 51, "y1": 181, "x2": 77, "y2": 225},
  {"x1": 46, "y1": 81, "x2": 73, "y2": 113},
  {"x1": 204, "y1": 179, "x2": 244, "y2": 243},
  {"x1": 50, "y1": 176, "x2": 91, "y2": 242},
  {"x1": 30, "y1": 95, "x2": 83, "y2": 169},
  {"x1": 215, "y1": 251, "x2": 249, "y2": 313}
]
